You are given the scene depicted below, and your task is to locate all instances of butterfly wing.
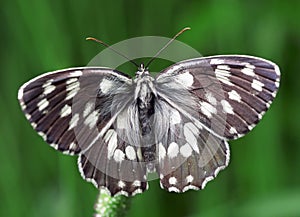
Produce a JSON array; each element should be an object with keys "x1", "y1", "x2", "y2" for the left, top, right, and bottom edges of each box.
[
  {"x1": 153, "y1": 99, "x2": 230, "y2": 192},
  {"x1": 18, "y1": 67, "x2": 147, "y2": 196},
  {"x1": 18, "y1": 55, "x2": 280, "y2": 195},
  {"x1": 156, "y1": 55, "x2": 280, "y2": 139},
  {"x1": 155, "y1": 55, "x2": 280, "y2": 192}
]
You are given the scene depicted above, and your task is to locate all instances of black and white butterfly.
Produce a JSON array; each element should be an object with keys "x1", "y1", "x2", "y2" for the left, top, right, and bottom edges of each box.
[{"x1": 18, "y1": 53, "x2": 280, "y2": 196}]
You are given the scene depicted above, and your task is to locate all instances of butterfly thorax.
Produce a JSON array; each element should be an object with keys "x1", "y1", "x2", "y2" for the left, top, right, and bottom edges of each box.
[
  {"x1": 136, "y1": 78, "x2": 155, "y2": 136},
  {"x1": 135, "y1": 67, "x2": 157, "y2": 169},
  {"x1": 134, "y1": 64, "x2": 156, "y2": 109}
]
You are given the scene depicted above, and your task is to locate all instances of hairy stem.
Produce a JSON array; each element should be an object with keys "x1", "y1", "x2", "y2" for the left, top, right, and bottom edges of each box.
[{"x1": 94, "y1": 190, "x2": 131, "y2": 217}]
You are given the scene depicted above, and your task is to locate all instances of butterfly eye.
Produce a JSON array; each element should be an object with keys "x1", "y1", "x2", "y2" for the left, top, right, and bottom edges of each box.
[{"x1": 136, "y1": 63, "x2": 149, "y2": 77}]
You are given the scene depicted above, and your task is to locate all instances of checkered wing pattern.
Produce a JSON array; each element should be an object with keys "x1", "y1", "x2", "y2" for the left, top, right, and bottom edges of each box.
[
  {"x1": 18, "y1": 67, "x2": 148, "y2": 196},
  {"x1": 155, "y1": 55, "x2": 280, "y2": 192},
  {"x1": 18, "y1": 55, "x2": 280, "y2": 196}
]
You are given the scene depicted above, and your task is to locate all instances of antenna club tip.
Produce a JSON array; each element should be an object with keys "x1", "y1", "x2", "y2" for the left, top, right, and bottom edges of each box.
[
  {"x1": 180, "y1": 27, "x2": 191, "y2": 33},
  {"x1": 86, "y1": 37, "x2": 104, "y2": 45}
]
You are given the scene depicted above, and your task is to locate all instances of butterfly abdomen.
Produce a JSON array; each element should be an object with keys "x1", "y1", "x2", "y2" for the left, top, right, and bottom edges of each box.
[{"x1": 136, "y1": 79, "x2": 157, "y2": 169}]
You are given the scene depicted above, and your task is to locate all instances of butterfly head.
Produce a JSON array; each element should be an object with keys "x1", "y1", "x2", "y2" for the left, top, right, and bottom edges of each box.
[{"x1": 136, "y1": 63, "x2": 149, "y2": 77}]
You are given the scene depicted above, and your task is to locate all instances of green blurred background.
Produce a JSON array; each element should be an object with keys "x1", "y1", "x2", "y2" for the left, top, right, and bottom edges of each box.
[{"x1": 1, "y1": 0, "x2": 300, "y2": 216}]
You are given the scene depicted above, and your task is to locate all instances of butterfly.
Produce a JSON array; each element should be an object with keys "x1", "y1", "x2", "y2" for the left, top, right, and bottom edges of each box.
[{"x1": 18, "y1": 30, "x2": 280, "y2": 197}]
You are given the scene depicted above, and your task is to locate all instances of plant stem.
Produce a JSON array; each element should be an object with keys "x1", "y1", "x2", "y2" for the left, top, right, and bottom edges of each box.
[{"x1": 94, "y1": 190, "x2": 131, "y2": 217}]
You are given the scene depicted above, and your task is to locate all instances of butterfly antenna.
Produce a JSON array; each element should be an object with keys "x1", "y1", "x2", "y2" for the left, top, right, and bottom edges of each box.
[
  {"x1": 86, "y1": 37, "x2": 140, "y2": 68},
  {"x1": 145, "y1": 27, "x2": 191, "y2": 69}
]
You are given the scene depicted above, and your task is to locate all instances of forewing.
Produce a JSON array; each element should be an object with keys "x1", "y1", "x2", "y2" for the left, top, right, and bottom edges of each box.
[
  {"x1": 156, "y1": 55, "x2": 280, "y2": 140},
  {"x1": 18, "y1": 67, "x2": 130, "y2": 154}
]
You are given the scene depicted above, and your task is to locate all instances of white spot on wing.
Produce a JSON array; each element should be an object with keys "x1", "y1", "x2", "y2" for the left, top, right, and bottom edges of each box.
[
  {"x1": 258, "y1": 111, "x2": 265, "y2": 120},
  {"x1": 241, "y1": 67, "x2": 255, "y2": 76},
  {"x1": 251, "y1": 79, "x2": 264, "y2": 91},
  {"x1": 180, "y1": 143, "x2": 193, "y2": 158},
  {"x1": 31, "y1": 122, "x2": 37, "y2": 129},
  {"x1": 69, "y1": 70, "x2": 82, "y2": 77},
  {"x1": 66, "y1": 78, "x2": 80, "y2": 100},
  {"x1": 37, "y1": 98, "x2": 49, "y2": 111},
  {"x1": 248, "y1": 124, "x2": 256, "y2": 131},
  {"x1": 44, "y1": 84, "x2": 56, "y2": 95},
  {"x1": 25, "y1": 113, "x2": 31, "y2": 120},
  {"x1": 114, "y1": 149, "x2": 125, "y2": 162},
  {"x1": 100, "y1": 78, "x2": 115, "y2": 94},
  {"x1": 68, "y1": 113, "x2": 79, "y2": 130},
  {"x1": 228, "y1": 90, "x2": 241, "y2": 102},
  {"x1": 229, "y1": 127, "x2": 237, "y2": 134},
  {"x1": 215, "y1": 69, "x2": 233, "y2": 86},
  {"x1": 60, "y1": 104, "x2": 72, "y2": 117},
  {"x1": 245, "y1": 63, "x2": 255, "y2": 69},
  {"x1": 50, "y1": 143, "x2": 58, "y2": 150},
  {"x1": 217, "y1": 65, "x2": 230, "y2": 70},
  {"x1": 132, "y1": 188, "x2": 143, "y2": 196},
  {"x1": 69, "y1": 142, "x2": 77, "y2": 150},
  {"x1": 175, "y1": 71, "x2": 194, "y2": 88},
  {"x1": 159, "y1": 142, "x2": 166, "y2": 160},
  {"x1": 105, "y1": 129, "x2": 118, "y2": 159},
  {"x1": 167, "y1": 142, "x2": 179, "y2": 158},
  {"x1": 170, "y1": 109, "x2": 181, "y2": 125},
  {"x1": 38, "y1": 131, "x2": 47, "y2": 140},
  {"x1": 42, "y1": 79, "x2": 56, "y2": 95},
  {"x1": 183, "y1": 122, "x2": 199, "y2": 153},
  {"x1": 205, "y1": 92, "x2": 217, "y2": 106},
  {"x1": 84, "y1": 110, "x2": 98, "y2": 129},
  {"x1": 184, "y1": 122, "x2": 199, "y2": 135},
  {"x1": 132, "y1": 180, "x2": 141, "y2": 187},
  {"x1": 125, "y1": 146, "x2": 136, "y2": 160},
  {"x1": 118, "y1": 180, "x2": 126, "y2": 188},
  {"x1": 186, "y1": 175, "x2": 194, "y2": 183},
  {"x1": 136, "y1": 148, "x2": 143, "y2": 161},
  {"x1": 83, "y1": 102, "x2": 94, "y2": 118},
  {"x1": 210, "y1": 59, "x2": 224, "y2": 65},
  {"x1": 215, "y1": 68, "x2": 231, "y2": 77},
  {"x1": 169, "y1": 177, "x2": 177, "y2": 185},
  {"x1": 200, "y1": 101, "x2": 217, "y2": 118},
  {"x1": 20, "y1": 101, "x2": 26, "y2": 110},
  {"x1": 117, "y1": 110, "x2": 127, "y2": 129},
  {"x1": 66, "y1": 78, "x2": 78, "y2": 84},
  {"x1": 221, "y1": 100, "x2": 234, "y2": 114}
]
